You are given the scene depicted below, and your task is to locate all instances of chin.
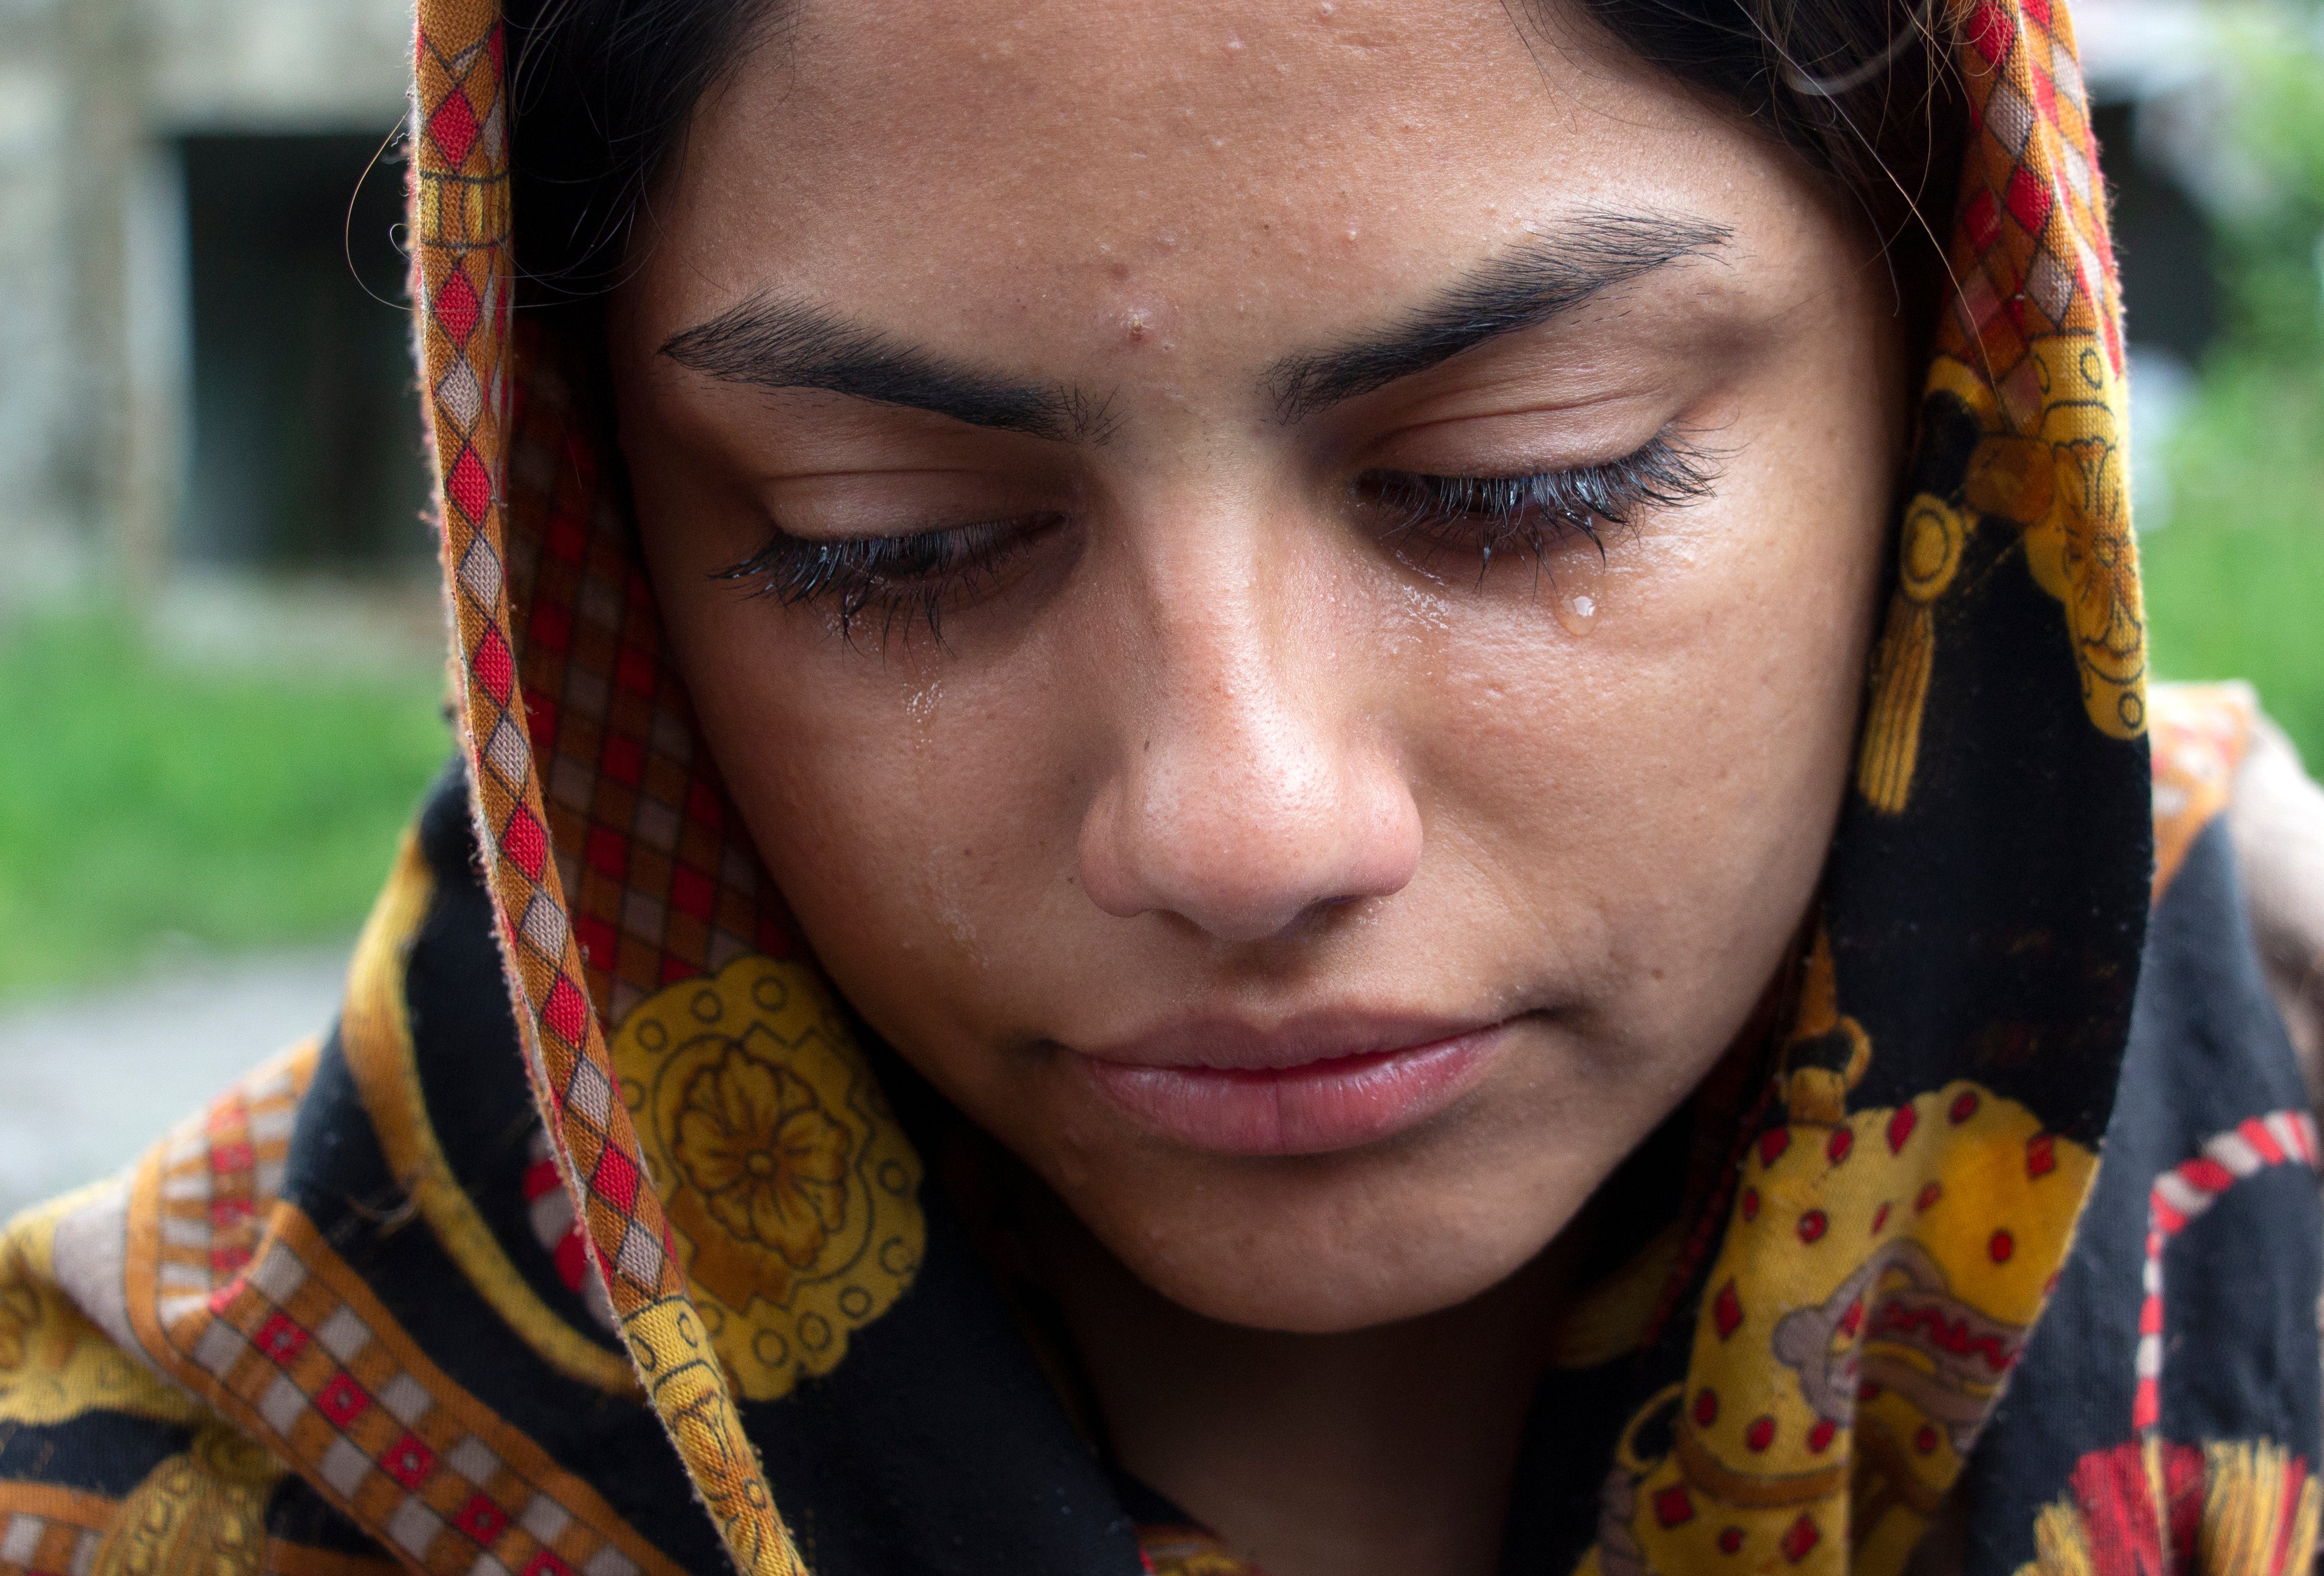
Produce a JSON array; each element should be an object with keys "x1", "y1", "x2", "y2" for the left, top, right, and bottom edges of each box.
[{"x1": 1061, "y1": 1147, "x2": 1584, "y2": 1333}]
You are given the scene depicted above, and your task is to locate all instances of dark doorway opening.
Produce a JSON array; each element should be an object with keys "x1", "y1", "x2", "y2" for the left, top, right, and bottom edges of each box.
[
  {"x1": 180, "y1": 133, "x2": 431, "y2": 569},
  {"x1": 2091, "y1": 100, "x2": 2219, "y2": 366}
]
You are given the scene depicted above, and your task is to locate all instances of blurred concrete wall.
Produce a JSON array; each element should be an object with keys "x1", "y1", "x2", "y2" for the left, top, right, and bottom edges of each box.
[{"x1": 0, "y1": 0, "x2": 410, "y2": 606}]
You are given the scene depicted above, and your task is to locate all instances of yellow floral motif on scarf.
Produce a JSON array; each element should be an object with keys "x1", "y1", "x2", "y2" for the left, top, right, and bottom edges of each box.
[
  {"x1": 611, "y1": 957, "x2": 925, "y2": 1401},
  {"x1": 0, "y1": 1185, "x2": 207, "y2": 1429},
  {"x1": 88, "y1": 1422, "x2": 283, "y2": 1576},
  {"x1": 1583, "y1": 1082, "x2": 2096, "y2": 1576},
  {"x1": 1858, "y1": 335, "x2": 2145, "y2": 814}
]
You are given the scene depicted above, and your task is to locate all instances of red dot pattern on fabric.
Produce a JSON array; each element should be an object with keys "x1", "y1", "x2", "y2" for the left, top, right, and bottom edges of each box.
[
  {"x1": 316, "y1": 1372, "x2": 370, "y2": 1427},
  {"x1": 1781, "y1": 1514, "x2": 1820, "y2": 1563},
  {"x1": 1713, "y1": 1280, "x2": 1743, "y2": 1339},
  {"x1": 257, "y1": 1312, "x2": 307, "y2": 1366},
  {"x1": 1886, "y1": 1105, "x2": 1918, "y2": 1153},
  {"x1": 456, "y1": 1493, "x2": 510, "y2": 1543},
  {"x1": 383, "y1": 1434, "x2": 435, "y2": 1491}
]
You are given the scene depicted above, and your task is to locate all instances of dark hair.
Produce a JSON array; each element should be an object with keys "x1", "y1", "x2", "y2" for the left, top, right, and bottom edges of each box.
[{"x1": 502, "y1": 0, "x2": 1961, "y2": 302}]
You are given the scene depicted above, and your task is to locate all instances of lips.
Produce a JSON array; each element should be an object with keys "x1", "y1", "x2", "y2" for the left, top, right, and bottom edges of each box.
[{"x1": 1069, "y1": 1013, "x2": 1512, "y2": 1156}]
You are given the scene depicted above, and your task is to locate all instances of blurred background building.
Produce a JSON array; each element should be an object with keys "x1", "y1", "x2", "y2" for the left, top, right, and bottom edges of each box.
[
  {"x1": 2, "y1": 0, "x2": 2322, "y2": 1215},
  {"x1": 0, "y1": 0, "x2": 424, "y2": 606}
]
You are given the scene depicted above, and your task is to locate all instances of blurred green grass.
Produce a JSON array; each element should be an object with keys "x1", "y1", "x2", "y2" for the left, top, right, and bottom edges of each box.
[
  {"x1": 2137, "y1": 12, "x2": 2324, "y2": 771},
  {"x1": 2144, "y1": 354, "x2": 2324, "y2": 768},
  {"x1": 0, "y1": 610, "x2": 449, "y2": 1001}
]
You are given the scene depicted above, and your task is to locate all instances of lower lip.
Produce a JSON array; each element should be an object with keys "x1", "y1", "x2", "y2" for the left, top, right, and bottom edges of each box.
[{"x1": 1074, "y1": 1027, "x2": 1510, "y2": 1157}]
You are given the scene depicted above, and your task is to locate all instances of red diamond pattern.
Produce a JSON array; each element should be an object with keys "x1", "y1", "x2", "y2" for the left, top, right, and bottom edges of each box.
[
  {"x1": 592, "y1": 1146, "x2": 642, "y2": 1212},
  {"x1": 544, "y1": 976, "x2": 590, "y2": 1047},
  {"x1": 447, "y1": 446, "x2": 491, "y2": 524},
  {"x1": 2005, "y1": 167, "x2": 2053, "y2": 236},
  {"x1": 435, "y1": 269, "x2": 480, "y2": 342},
  {"x1": 428, "y1": 89, "x2": 479, "y2": 164},
  {"x1": 503, "y1": 806, "x2": 547, "y2": 881},
  {"x1": 474, "y1": 626, "x2": 514, "y2": 705}
]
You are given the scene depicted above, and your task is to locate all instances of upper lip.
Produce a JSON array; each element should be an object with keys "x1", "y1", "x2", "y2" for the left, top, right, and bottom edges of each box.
[{"x1": 1071, "y1": 1010, "x2": 1502, "y2": 1072}]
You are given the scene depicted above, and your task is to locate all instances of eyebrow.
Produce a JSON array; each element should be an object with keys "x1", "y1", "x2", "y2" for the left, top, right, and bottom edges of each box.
[
  {"x1": 659, "y1": 296, "x2": 1105, "y2": 441},
  {"x1": 1263, "y1": 211, "x2": 1733, "y2": 422},
  {"x1": 659, "y1": 209, "x2": 1730, "y2": 441}
]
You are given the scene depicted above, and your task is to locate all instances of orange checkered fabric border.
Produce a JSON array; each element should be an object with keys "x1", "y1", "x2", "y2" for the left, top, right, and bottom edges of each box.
[{"x1": 409, "y1": 1, "x2": 801, "y2": 1570}]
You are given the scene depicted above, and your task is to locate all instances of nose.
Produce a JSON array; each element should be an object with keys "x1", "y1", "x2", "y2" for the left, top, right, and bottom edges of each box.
[{"x1": 1075, "y1": 561, "x2": 1424, "y2": 945}]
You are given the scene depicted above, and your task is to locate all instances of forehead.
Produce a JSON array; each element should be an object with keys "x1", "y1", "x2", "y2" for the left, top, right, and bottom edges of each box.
[{"x1": 649, "y1": 0, "x2": 1820, "y2": 357}]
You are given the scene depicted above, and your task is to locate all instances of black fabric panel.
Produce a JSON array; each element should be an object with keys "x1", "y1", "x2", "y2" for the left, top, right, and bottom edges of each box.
[
  {"x1": 266, "y1": 1476, "x2": 398, "y2": 1557},
  {"x1": 0, "y1": 1409, "x2": 193, "y2": 1499},
  {"x1": 1496, "y1": 1094, "x2": 1728, "y2": 1574},
  {"x1": 407, "y1": 761, "x2": 626, "y2": 1352},
  {"x1": 1959, "y1": 818, "x2": 2323, "y2": 1576},
  {"x1": 716, "y1": 1028, "x2": 1150, "y2": 1572},
  {"x1": 1827, "y1": 527, "x2": 2152, "y2": 1148},
  {"x1": 738, "y1": 1193, "x2": 1146, "y2": 1575}
]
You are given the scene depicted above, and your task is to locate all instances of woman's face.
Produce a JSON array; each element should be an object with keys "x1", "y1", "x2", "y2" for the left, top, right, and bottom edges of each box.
[{"x1": 611, "y1": 0, "x2": 1905, "y2": 1333}]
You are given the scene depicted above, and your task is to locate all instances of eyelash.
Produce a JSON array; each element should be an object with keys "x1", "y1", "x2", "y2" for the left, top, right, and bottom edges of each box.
[
  {"x1": 1366, "y1": 434, "x2": 1715, "y2": 580},
  {"x1": 714, "y1": 515, "x2": 1061, "y2": 647},
  {"x1": 715, "y1": 433, "x2": 1715, "y2": 646}
]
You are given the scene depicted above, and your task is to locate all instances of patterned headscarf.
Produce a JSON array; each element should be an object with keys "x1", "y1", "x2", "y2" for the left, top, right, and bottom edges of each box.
[{"x1": 2, "y1": 0, "x2": 2316, "y2": 1572}]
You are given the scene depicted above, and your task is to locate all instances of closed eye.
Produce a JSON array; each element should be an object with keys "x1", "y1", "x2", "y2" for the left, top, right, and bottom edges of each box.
[
  {"x1": 1364, "y1": 433, "x2": 1717, "y2": 580},
  {"x1": 714, "y1": 433, "x2": 1714, "y2": 649}
]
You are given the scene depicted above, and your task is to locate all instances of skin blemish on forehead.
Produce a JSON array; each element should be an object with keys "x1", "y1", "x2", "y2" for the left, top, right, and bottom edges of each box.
[{"x1": 1115, "y1": 298, "x2": 1181, "y2": 350}]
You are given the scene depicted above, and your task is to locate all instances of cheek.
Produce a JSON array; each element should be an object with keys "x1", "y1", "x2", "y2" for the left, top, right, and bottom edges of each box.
[
  {"x1": 1417, "y1": 405, "x2": 1888, "y2": 1041},
  {"x1": 659, "y1": 594, "x2": 1088, "y2": 1052}
]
